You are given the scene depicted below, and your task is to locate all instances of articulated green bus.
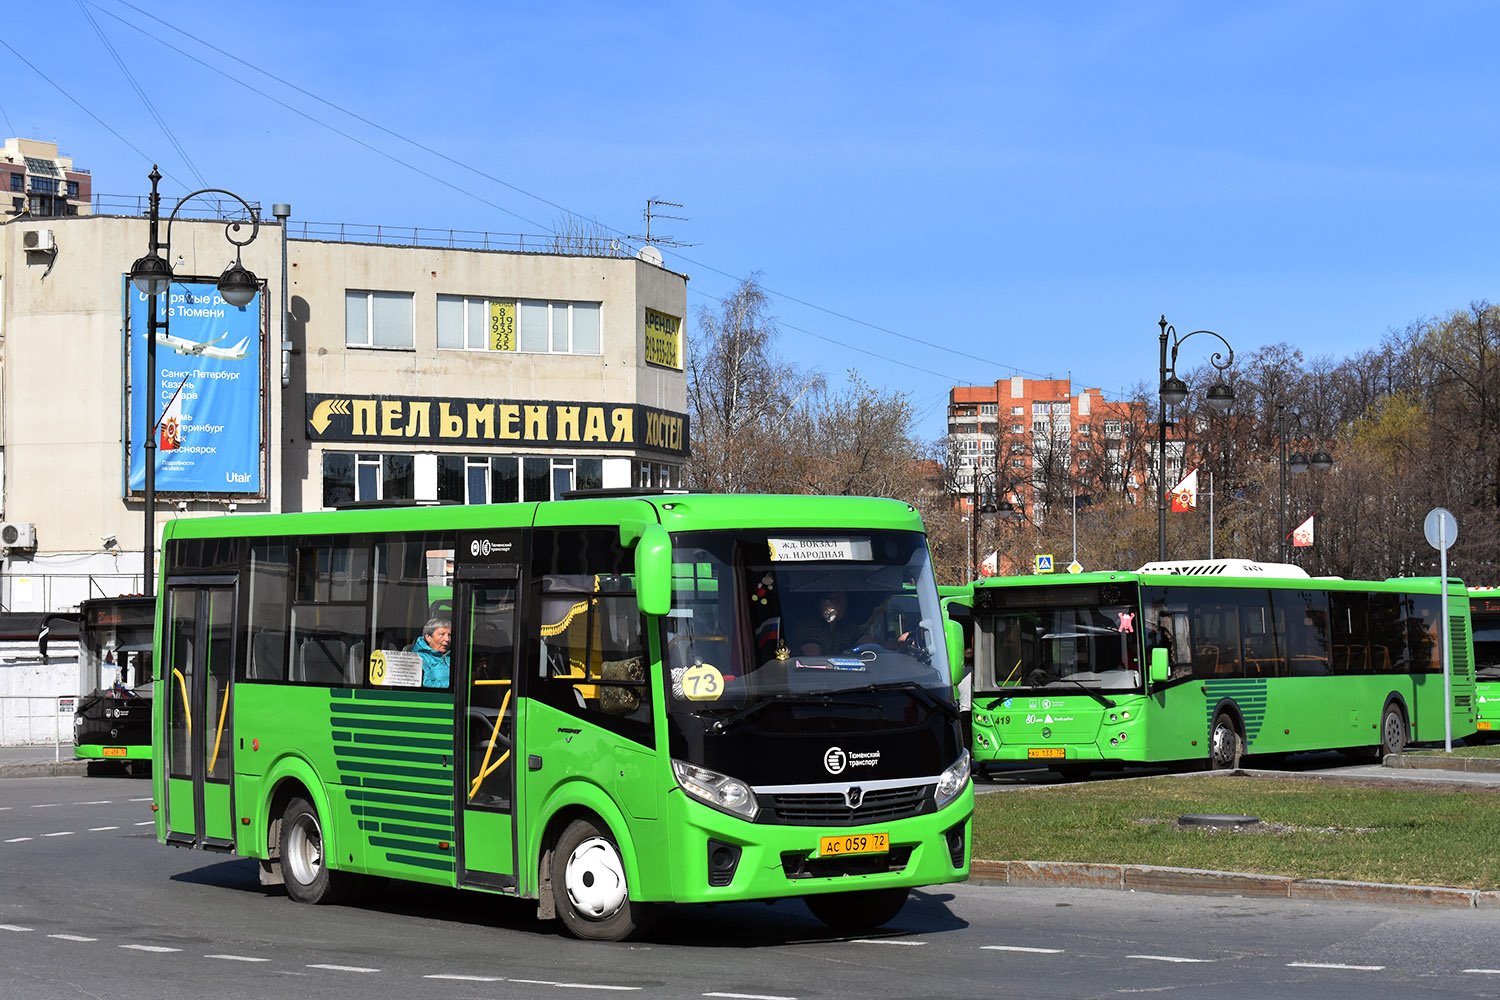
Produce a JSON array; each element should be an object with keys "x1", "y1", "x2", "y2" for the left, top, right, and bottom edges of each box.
[
  {"x1": 968, "y1": 560, "x2": 1475, "y2": 778},
  {"x1": 1469, "y1": 588, "x2": 1500, "y2": 735},
  {"x1": 151, "y1": 494, "x2": 972, "y2": 939}
]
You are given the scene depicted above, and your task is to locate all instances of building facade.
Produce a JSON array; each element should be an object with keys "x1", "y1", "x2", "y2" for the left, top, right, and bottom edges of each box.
[
  {"x1": 0, "y1": 204, "x2": 688, "y2": 612},
  {"x1": 2, "y1": 138, "x2": 92, "y2": 219}
]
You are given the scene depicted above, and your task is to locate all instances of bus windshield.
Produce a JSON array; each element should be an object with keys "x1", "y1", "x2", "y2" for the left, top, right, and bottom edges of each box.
[
  {"x1": 983, "y1": 601, "x2": 1144, "y2": 692},
  {"x1": 662, "y1": 529, "x2": 952, "y2": 710}
]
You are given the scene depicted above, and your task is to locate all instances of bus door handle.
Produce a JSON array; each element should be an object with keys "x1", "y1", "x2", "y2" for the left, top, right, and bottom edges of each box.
[{"x1": 528, "y1": 754, "x2": 543, "y2": 771}]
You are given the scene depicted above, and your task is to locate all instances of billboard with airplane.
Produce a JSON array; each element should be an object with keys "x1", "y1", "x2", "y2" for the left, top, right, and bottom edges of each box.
[{"x1": 123, "y1": 278, "x2": 264, "y2": 496}]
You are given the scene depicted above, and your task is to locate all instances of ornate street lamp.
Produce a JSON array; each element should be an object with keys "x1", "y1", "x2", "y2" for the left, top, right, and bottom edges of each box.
[
  {"x1": 1157, "y1": 316, "x2": 1235, "y2": 560},
  {"x1": 1277, "y1": 406, "x2": 1334, "y2": 562},
  {"x1": 129, "y1": 166, "x2": 261, "y2": 597}
]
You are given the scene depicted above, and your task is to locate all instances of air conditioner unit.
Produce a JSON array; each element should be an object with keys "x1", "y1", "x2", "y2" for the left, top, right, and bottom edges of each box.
[
  {"x1": 22, "y1": 229, "x2": 55, "y2": 252},
  {"x1": 0, "y1": 522, "x2": 37, "y2": 548}
]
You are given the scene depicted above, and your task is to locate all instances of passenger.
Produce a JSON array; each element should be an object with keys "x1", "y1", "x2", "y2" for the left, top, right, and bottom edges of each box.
[{"x1": 414, "y1": 617, "x2": 452, "y2": 689}]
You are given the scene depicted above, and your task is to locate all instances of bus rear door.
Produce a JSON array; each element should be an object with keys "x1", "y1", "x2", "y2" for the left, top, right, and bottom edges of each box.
[{"x1": 161, "y1": 579, "x2": 238, "y2": 850}]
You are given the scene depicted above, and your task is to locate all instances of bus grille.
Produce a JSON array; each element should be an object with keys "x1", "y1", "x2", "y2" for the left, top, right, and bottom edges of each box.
[
  {"x1": 780, "y1": 846, "x2": 914, "y2": 879},
  {"x1": 760, "y1": 784, "x2": 931, "y2": 826}
]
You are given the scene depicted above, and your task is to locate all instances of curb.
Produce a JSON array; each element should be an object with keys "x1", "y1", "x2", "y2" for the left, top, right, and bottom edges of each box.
[
  {"x1": 0, "y1": 760, "x2": 90, "y2": 779},
  {"x1": 970, "y1": 859, "x2": 1500, "y2": 909},
  {"x1": 1385, "y1": 752, "x2": 1500, "y2": 773}
]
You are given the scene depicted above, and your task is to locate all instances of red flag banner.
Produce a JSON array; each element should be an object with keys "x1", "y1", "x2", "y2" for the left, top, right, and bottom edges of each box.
[{"x1": 1170, "y1": 467, "x2": 1199, "y2": 512}]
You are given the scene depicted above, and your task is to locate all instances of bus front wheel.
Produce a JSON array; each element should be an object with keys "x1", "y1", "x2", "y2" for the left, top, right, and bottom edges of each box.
[
  {"x1": 1209, "y1": 712, "x2": 1242, "y2": 770},
  {"x1": 551, "y1": 819, "x2": 657, "y2": 941},
  {"x1": 805, "y1": 887, "x2": 909, "y2": 931},
  {"x1": 280, "y1": 796, "x2": 350, "y2": 905},
  {"x1": 1378, "y1": 703, "x2": 1408, "y2": 758}
]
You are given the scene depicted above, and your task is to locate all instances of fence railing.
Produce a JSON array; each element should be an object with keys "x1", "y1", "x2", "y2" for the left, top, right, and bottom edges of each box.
[{"x1": 0, "y1": 695, "x2": 77, "y2": 758}]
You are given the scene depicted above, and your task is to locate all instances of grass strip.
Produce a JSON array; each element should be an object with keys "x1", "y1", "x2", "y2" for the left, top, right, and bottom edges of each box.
[{"x1": 972, "y1": 772, "x2": 1500, "y2": 889}]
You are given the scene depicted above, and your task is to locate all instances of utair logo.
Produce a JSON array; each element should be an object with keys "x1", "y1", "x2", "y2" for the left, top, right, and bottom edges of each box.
[{"x1": 824, "y1": 747, "x2": 848, "y2": 774}]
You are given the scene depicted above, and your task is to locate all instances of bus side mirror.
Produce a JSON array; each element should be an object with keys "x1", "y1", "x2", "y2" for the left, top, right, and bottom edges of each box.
[
  {"x1": 1149, "y1": 647, "x2": 1170, "y2": 686},
  {"x1": 944, "y1": 618, "x2": 964, "y2": 688},
  {"x1": 631, "y1": 523, "x2": 672, "y2": 617}
]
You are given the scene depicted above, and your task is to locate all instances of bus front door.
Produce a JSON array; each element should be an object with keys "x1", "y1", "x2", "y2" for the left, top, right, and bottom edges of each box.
[
  {"x1": 456, "y1": 572, "x2": 520, "y2": 890},
  {"x1": 162, "y1": 581, "x2": 238, "y2": 850}
]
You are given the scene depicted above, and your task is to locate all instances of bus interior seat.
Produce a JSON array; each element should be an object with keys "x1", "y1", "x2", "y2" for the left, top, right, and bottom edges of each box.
[
  {"x1": 347, "y1": 641, "x2": 366, "y2": 683},
  {"x1": 250, "y1": 630, "x2": 287, "y2": 681},
  {"x1": 297, "y1": 636, "x2": 348, "y2": 684}
]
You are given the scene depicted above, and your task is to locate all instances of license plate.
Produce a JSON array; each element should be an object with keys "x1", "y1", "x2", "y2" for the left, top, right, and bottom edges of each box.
[
  {"x1": 102, "y1": 747, "x2": 127, "y2": 758},
  {"x1": 1481, "y1": 721, "x2": 1493, "y2": 731},
  {"x1": 1028, "y1": 747, "x2": 1065, "y2": 759},
  {"x1": 818, "y1": 832, "x2": 889, "y2": 857}
]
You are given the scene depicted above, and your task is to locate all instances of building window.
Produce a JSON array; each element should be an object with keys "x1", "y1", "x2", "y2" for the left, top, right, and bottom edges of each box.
[
  {"x1": 66, "y1": 180, "x2": 79, "y2": 198},
  {"x1": 29, "y1": 176, "x2": 58, "y2": 195},
  {"x1": 517, "y1": 300, "x2": 601, "y2": 355},
  {"x1": 436, "y1": 454, "x2": 602, "y2": 503},
  {"x1": 1078, "y1": 423, "x2": 1091, "y2": 435},
  {"x1": 1011, "y1": 406, "x2": 1024, "y2": 416},
  {"x1": 1011, "y1": 423, "x2": 1024, "y2": 433},
  {"x1": 632, "y1": 461, "x2": 682, "y2": 489},
  {"x1": 1105, "y1": 419, "x2": 1122, "y2": 436},
  {"x1": 321, "y1": 452, "x2": 414, "y2": 506},
  {"x1": 437, "y1": 295, "x2": 517, "y2": 352},
  {"x1": 345, "y1": 290, "x2": 414, "y2": 349},
  {"x1": 981, "y1": 438, "x2": 996, "y2": 454},
  {"x1": 979, "y1": 403, "x2": 997, "y2": 416},
  {"x1": 1010, "y1": 458, "x2": 1026, "y2": 468},
  {"x1": 8, "y1": 174, "x2": 21, "y2": 192},
  {"x1": 1032, "y1": 402, "x2": 1049, "y2": 414}
]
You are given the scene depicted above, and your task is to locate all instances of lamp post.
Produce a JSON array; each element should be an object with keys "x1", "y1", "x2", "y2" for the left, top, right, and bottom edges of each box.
[
  {"x1": 1277, "y1": 405, "x2": 1334, "y2": 563},
  {"x1": 1157, "y1": 316, "x2": 1235, "y2": 561},
  {"x1": 129, "y1": 166, "x2": 261, "y2": 598},
  {"x1": 969, "y1": 469, "x2": 998, "y2": 579}
]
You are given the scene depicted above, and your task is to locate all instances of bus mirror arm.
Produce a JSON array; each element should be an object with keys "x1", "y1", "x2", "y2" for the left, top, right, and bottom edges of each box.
[{"x1": 628, "y1": 522, "x2": 672, "y2": 618}]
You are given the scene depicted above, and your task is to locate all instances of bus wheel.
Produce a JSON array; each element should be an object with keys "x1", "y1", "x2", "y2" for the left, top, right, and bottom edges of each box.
[
  {"x1": 1378, "y1": 703, "x2": 1408, "y2": 758},
  {"x1": 552, "y1": 819, "x2": 657, "y2": 941},
  {"x1": 1209, "y1": 712, "x2": 1242, "y2": 770},
  {"x1": 804, "y1": 887, "x2": 909, "y2": 931},
  {"x1": 280, "y1": 796, "x2": 349, "y2": 905}
]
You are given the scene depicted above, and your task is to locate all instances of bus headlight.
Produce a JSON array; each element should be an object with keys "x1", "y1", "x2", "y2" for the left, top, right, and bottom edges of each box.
[
  {"x1": 934, "y1": 750, "x2": 970, "y2": 810},
  {"x1": 672, "y1": 759, "x2": 759, "y2": 822}
]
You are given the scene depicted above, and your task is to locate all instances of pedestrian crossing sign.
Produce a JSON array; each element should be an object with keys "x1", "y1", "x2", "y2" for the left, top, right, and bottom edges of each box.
[{"x1": 1036, "y1": 554, "x2": 1054, "y2": 574}]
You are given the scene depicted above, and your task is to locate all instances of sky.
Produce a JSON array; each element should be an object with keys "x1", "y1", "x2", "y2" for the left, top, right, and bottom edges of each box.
[{"x1": 5, "y1": 1, "x2": 1499, "y2": 442}]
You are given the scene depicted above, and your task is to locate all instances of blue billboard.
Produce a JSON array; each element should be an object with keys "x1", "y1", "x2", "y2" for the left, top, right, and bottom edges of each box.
[{"x1": 125, "y1": 279, "x2": 263, "y2": 495}]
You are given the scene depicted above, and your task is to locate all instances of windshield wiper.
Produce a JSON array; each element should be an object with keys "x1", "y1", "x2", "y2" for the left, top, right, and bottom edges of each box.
[
  {"x1": 706, "y1": 693, "x2": 838, "y2": 734},
  {"x1": 858, "y1": 680, "x2": 960, "y2": 720},
  {"x1": 1064, "y1": 678, "x2": 1116, "y2": 708}
]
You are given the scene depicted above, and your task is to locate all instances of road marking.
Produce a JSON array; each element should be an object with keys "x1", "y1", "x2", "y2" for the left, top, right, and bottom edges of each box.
[
  {"x1": 208, "y1": 954, "x2": 271, "y2": 963},
  {"x1": 129, "y1": 797, "x2": 152, "y2": 802},
  {"x1": 704, "y1": 993, "x2": 799, "y2": 1000},
  {"x1": 30, "y1": 803, "x2": 59, "y2": 808},
  {"x1": 425, "y1": 974, "x2": 505, "y2": 982},
  {"x1": 89, "y1": 826, "x2": 119, "y2": 832},
  {"x1": 4, "y1": 837, "x2": 32, "y2": 843},
  {"x1": 308, "y1": 964, "x2": 380, "y2": 973},
  {"x1": 0, "y1": 925, "x2": 34, "y2": 932},
  {"x1": 120, "y1": 945, "x2": 181, "y2": 953},
  {"x1": 509, "y1": 980, "x2": 640, "y2": 991},
  {"x1": 851, "y1": 938, "x2": 925, "y2": 946},
  {"x1": 134, "y1": 821, "x2": 154, "y2": 827},
  {"x1": 75, "y1": 800, "x2": 113, "y2": 805},
  {"x1": 1287, "y1": 962, "x2": 1384, "y2": 971},
  {"x1": 1128, "y1": 955, "x2": 1211, "y2": 963},
  {"x1": 49, "y1": 934, "x2": 97, "y2": 942},
  {"x1": 43, "y1": 831, "x2": 75, "y2": 837},
  {"x1": 1465, "y1": 969, "x2": 1500, "y2": 975},
  {"x1": 982, "y1": 945, "x2": 1065, "y2": 954}
]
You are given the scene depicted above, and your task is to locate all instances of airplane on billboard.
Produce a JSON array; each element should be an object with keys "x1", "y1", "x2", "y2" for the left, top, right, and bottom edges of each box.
[{"x1": 153, "y1": 330, "x2": 251, "y2": 361}]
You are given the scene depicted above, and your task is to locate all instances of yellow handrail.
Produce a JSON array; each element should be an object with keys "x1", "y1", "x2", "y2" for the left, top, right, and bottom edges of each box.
[
  {"x1": 172, "y1": 667, "x2": 192, "y2": 738},
  {"x1": 467, "y1": 688, "x2": 513, "y2": 801}
]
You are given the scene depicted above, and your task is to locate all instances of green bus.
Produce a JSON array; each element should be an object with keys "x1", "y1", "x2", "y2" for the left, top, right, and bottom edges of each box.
[
  {"x1": 968, "y1": 559, "x2": 1475, "y2": 778},
  {"x1": 150, "y1": 494, "x2": 972, "y2": 940},
  {"x1": 1469, "y1": 587, "x2": 1500, "y2": 736},
  {"x1": 40, "y1": 596, "x2": 156, "y2": 770}
]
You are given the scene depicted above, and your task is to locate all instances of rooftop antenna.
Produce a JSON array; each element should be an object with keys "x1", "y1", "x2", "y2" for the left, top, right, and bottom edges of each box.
[{"x1": 631, "y1": 199, "x2": 696, "y2": 248}]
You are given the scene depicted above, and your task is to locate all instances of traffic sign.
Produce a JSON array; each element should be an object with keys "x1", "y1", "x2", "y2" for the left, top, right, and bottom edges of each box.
[
  {"x1": 1036, "y1": 554, "x2": 1054, "y2": 574},
  {"x1": 1068, "y1": 560, "x2": 1083, "y2": 574}
]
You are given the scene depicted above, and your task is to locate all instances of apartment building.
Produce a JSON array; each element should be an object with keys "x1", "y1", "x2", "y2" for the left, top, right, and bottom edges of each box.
[{"x1": 1, "y1": 138, "x2": 92, "y2": 219}]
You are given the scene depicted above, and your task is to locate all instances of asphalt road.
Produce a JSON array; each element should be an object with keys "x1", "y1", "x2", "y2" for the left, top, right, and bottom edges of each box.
[{"x1": 5, "y1": 773, "x2": 1500, "y2": 999}]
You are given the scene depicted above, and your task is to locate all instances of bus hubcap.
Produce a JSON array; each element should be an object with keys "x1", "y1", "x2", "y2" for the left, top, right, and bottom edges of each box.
[
  {"x1": 564, "y1": 836, "x2": 628, "y2": 919},
  {"x1": 288, "y1": 815, "x2": 323, "y2": 885}
]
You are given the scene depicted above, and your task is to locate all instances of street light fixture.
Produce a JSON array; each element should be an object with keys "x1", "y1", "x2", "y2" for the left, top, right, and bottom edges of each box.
[
  {"x1": 969, "y1": 468, "x2": 999, "y2": 580},
  {"x1": 1157, "y1": 316, "x2": 1235, "y2": 560},
  {"x1": 1277, "y1": 406, "x2": 1334, "y2": 562},
  {"x1": 129, "y1": 165, "x2": 261, "y2": 598}
]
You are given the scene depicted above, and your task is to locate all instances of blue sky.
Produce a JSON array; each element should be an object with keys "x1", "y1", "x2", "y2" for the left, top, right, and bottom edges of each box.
[{"x1": 5, "y1": 1, "x2": 1498, "y2": 442}]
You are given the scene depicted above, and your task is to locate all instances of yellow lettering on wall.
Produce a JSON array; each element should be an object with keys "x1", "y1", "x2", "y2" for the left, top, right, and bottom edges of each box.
[
  {"x1": 583, "y1": 407, "x2": 607, "y2": 442},
  {"x1": 467, "y1": 403, "x2": 495, "y2": 440},
  {"x1": 404, "y1": 402, "x2": 430, "y2": 438},
  {"x1": 525, "y1": 405, "x2": 548, "y2": 441},
  {"x1": 556, "y1": 406, "x2": 580, "y2": 442},
  {"x1": 380, "y1": 400, "x2": 403, "y2": 437},
  {"x1": 498, "y1": 404, "x2": 521, "y2": 440},
  {"x1": 610, "y1": 407, "x2": 633, "y2": 443},
  {"x1": 439, "y1": 402, "x2": 463, "y2": 438},
  {"x1": 352, "y1": 400, "x2": 377, "y2": 436}
]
